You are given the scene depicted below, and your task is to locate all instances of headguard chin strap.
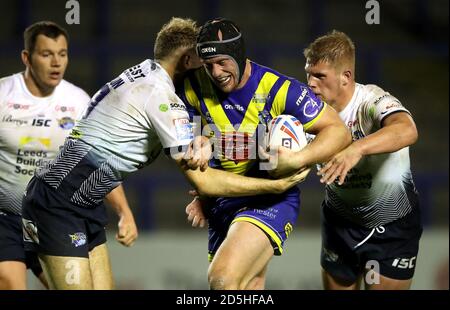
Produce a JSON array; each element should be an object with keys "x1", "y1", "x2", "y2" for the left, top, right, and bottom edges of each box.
[{"x1": 196, "y1": 18, "x2": 246, "y2": 83}]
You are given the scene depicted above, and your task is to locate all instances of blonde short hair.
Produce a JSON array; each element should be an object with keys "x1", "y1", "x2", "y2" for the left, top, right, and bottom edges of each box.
[
  {"x1": 303, "y1": 30, "x2": 355, "y2": 72},
  {"x1": 154, "y1": 17, "x2": 199, "y2": 61}
]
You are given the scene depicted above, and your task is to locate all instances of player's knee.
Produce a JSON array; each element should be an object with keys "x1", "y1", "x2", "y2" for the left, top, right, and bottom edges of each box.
[
  {"x1": 208, "y1": 273, "x2": 239, "y2": 290},
  {"x1": 244, "y1": 275, "x2": 265, "y2": 290},
  {"x1": 208, "y1": 268, "x2": 241, "y2": 290}
]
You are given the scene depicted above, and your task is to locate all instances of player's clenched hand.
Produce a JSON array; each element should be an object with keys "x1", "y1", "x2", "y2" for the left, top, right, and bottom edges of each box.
[
  {"x1": 318, "y1": 143, "x2": 362, "y2": 185},
  {"x1": 185, "y1": 193, "x2": 206, "y2": 228},
  {"x1": 260, "y1": 146, "x2": 299, "y2": 178},
  {"x1": 182, "y1": 136, "x2": 212, "y2": 171},
  {"x1": 116, "y1": 212, "x2": 138, "y2": 247}
]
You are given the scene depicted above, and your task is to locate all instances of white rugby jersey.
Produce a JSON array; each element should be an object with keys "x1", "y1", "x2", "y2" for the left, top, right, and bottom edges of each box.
[
  {"x1": 37, "y1": 59, "x2": 194, "y2": 208},
  {"x1": 323, "y1": 83, "x2": 419, "y2": 228},
  {"x1": 0, "y1": 73, "x2": 90, "y2": 214}
]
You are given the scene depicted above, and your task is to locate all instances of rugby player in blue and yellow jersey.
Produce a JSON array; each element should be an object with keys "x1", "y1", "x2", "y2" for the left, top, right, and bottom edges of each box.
[{"x1": 177, "y1": 18, "x2": 351, "y2": 290}]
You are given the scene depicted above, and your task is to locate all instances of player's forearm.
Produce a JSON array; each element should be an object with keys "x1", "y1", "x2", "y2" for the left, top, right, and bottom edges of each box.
[
  {"x1": 185, "y1": 168, "x2": 286, "y2": 197},
  {"x1": 354, "y1": 122, "x2": 418, "y2": 156},
  {"x1": 104, "y1": 184, "x2": 133, "y2": 217},
  {"x1": 295, "y1": 124, "x2": 351, "y2": 168}
]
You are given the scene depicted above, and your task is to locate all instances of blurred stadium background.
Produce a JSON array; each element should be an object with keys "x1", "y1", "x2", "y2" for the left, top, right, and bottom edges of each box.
[{"x1": 0, "y1": 0, "x2": 447, "y2": 289}]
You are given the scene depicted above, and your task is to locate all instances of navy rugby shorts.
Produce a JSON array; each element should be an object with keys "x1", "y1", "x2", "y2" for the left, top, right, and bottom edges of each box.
[
  {"x1": 321, "y1": 202, "x2": 423, "y2": 282},
  {"x1": 0, "y1": 210, "x2": 42, "y2": 276},
  {"x1": 22, "y1": 177, "x2": 108, "y2": 258},
  {"x1": 207, "y1": 187, "x2": 300, "y2": 262}
]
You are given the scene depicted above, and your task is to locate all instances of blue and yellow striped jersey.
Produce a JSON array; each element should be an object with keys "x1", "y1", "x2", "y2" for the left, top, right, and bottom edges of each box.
[{"x1": 177, "y1": 61, "x2": 326, "y2": 175}]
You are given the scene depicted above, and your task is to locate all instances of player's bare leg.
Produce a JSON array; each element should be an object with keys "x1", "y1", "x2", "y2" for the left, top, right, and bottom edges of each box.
[
  {"x1": 208, "y1": 221, "x2": 274, "y2": 290},
  {"x1": 322, "y1": 269, "x2": 362, "y2": 290},
  {"x1": 365, "y1": 273, "x2": 412, "y2": 290},
  {"x1": 244, "y1": 265, "x2": 268, "y2": 290},
  {"x1": 0, "y1": 261, "x2": 27, "y2": 289},
  {"x1": 88, "y1": 243, "x2": 114, "y2": 289},
  {"x1": 38, "y1": 255, "x2": 93, "y2": 289}
]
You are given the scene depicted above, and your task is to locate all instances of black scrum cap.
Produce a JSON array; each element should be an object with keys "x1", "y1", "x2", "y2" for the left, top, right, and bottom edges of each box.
[{"x1": 197, "y1": 18, "x2": 246, "y2": 83}]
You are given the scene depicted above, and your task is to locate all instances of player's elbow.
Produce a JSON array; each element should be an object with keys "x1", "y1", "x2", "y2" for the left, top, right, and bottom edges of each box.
[
  {"x1": 406, "y1": 123, "x2": 419, "y2": 146},
  {"x1": 185, "y1": 169, "x2": 219, "y2": 197},
  {"x1": 195, "y1": 185, "x2": 221, "y2": 197},
  {"x1": 194, "y1": 183, "x2": 210, "y2": 197},
  {"x1": 191, "y1": 178, "x2": 215, "y2": 197}
]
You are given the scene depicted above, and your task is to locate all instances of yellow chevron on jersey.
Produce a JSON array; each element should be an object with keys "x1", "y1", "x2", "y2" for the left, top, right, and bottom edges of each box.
[
  {"x1": 240, "y1": 71, "x2": 279, "y2": 132},
  {"x1": 270, "y1": 79, "x2": 290, "y2": 117}
]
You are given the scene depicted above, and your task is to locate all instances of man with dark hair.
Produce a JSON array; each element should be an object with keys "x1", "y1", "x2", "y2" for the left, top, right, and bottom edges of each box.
[
  {"x1": 0, "y1": 21, "x2": 137, "y2": 289},
  {"x1": 178, "y1": 18, "x2": 351, "y2": 290},
  {"x1": 303, "y1": 30, "x2": 422, "y2": 290},
  {"x1": 23, "y1": 21, "x2": 69, "y2": 55}
]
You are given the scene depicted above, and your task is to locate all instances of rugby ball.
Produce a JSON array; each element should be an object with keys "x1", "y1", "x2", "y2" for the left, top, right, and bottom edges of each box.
[{"x1": 266, "y1": 115, "x2": 307, "y2": 151}]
